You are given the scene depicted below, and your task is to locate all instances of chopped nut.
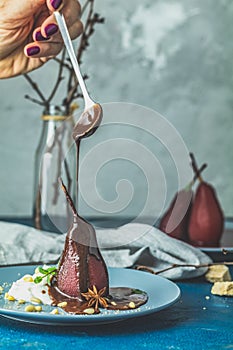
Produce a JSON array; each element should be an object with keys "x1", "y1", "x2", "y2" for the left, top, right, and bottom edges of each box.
[
  {"x1": 128, "y1": 302, "x2": 136, "y2": 309},
  {"x1": 111, "y1": 301, "x2": 117, "y2": 306},
  {"x1": 5, "y1": 294, "x2": 15, "y2": 301},
  {"x1": 57, "y1": 301, "x2": 67, "y2": 308},
  {"x1": 18, "y1": 299, "x2": 26, "y2": 305},
  {"x1": 35, "y1": 306, "x2": 42, "y2": 312},
  {"x1": 205, "y1": 265, "x2": 232, "y2": 283},
  {"x1": 23, "y1": 275, "x2": 34, "y2": 283},
  {"x1": 30, "y1": 297, "x2": 42, "y2": 304},
  {"x1": 50, "y1": 308, "x2": 59, "y2": 315},
  {"x1": 211, "y1": 282, "x2": 233, "y2": 296},
  {"x1": 83, "y1": 308, "x2": 95, "y2": 314},
  {"x1": 25, "y1": 305, "x2": 36, "y2": 312}
]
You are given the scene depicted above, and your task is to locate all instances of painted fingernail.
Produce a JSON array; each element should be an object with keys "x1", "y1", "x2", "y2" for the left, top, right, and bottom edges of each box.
[
  {"x1": 26, "y1": 46, "x2": 40, "y2": 56},
  {"x1": 45, "y1": 23, "x2": 58, "y2": 37},
  {"x1": 35, "y1": 30, "x2": 49, "y2": 42},
  {"x1": 50, "y1": 0, "x2": 62, "y2": 10}
]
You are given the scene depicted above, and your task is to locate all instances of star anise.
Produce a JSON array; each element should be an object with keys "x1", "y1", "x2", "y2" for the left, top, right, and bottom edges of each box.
[{"x1": 81, "y1": 286, "x2": 109, "y2": 311}]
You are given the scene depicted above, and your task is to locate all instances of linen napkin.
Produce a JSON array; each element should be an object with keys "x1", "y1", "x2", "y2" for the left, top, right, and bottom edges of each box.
[{"x1": 0, "y1": 221, "x2": 212, "y2": 280}]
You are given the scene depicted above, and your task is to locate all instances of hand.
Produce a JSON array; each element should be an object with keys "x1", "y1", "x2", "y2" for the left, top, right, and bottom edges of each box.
[{"x1": 0, "y1": 0, "x2": 83, "y2": 78}]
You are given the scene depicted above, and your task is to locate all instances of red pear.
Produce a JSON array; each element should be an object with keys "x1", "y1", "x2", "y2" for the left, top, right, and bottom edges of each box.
[
  {"x1": 56, "y1": 179, "x2": 109, "y2": 300},
  {"x1": 159, "y1": 160, "x2": 207, "y2": 241},
  {"x1": 188, "y1": 181, "x2": 224, "y2": 247},
  {"x1": 159, "y1": 188, "x2": 192, "y2": 241},
  {"x1": 188, "y1": 154, "x2": 224, "y2": 247}
]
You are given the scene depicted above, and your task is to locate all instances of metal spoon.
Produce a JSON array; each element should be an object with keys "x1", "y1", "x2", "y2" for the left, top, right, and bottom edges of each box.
[{"x1": 54, "y1": 12, "x2": 102, "y2": 141}]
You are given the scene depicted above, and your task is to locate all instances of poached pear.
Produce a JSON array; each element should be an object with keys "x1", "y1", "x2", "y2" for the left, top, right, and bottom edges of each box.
[{"x1": 56, "y1": 179, "x2": 109, "y2": 300}]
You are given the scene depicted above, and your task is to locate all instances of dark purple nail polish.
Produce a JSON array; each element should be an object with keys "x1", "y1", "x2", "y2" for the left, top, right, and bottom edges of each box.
[
  {"x1": 45, "y1": 23, "x2": 58, "y2": 37},
  {"x1": 35, "y1": 30, "x2": 49, "y2": 41},
  {"x1": 50, "y1": 0, "x2": 62, "y2": 10},
  {"x1": 26, "y1": 46, "x2": 40, "y2": 56}
]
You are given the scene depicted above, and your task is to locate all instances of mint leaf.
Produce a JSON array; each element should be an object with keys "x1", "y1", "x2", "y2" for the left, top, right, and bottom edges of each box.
[
  {"x1": 38, "y1": 267, "x2": 48, "y2": 274},
  {"x1": 34, "y1": 276, "x2": 43, "y2": 284},
  {"x1": 47, "y1": 267, "x2": 57, "y2": 273},
  {"x1": 34, "y1": 266, "x2": 57, "y2": 285}
]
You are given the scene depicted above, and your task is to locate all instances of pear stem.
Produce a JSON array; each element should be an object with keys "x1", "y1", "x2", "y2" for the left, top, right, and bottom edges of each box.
[
  {"x1": 136, "y1": 260, "x2": 233, "y2": 276},
  {"x1": 185, "y1": 163, "x2": 207, "y2": 191},
  {"x1": 190, "y1": 153, "x2": 205, "y2": 182},
  {"x1": 59, "y1": 177, "x2": 78, "y2": 216}
]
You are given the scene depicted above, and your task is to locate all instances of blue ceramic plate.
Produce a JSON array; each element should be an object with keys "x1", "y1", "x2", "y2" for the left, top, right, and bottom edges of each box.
[{"x1": 0, "y1": 265, "x2": 180, "y2": 325}]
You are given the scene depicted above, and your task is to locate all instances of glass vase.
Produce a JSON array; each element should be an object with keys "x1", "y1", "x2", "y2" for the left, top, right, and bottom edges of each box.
[{"x1": 33, "y1": 105, "x2": 76, "y2": 233}]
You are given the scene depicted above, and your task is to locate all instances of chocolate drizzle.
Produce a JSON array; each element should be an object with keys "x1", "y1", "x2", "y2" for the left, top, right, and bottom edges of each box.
[
  {"x1": 48, "y1": 104, "x2": 149, "y2": 315},
  {"x1": 48, "y1": 281, "x2": 148, "y2": 314}
]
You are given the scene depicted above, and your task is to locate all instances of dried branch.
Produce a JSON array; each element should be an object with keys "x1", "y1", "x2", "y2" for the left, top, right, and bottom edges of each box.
[
  {"x1": 53, "y1": 57, "x2": 72, "y2": 71},
  {"x1": 47, "y1": 49, "x2": 66, "y2": 104},
  {"x1": 24, "y1": 73, "x2": 48, "y2": 107},
  {"x1": 136, "y1": 260, "x2": 233, "y2": 276},
  {"x1": 24, "y1": 94, "x2": 46, "y2": 106},
  {"x1": 81, "y1": 0, "x2": 93, "y2": 16}
]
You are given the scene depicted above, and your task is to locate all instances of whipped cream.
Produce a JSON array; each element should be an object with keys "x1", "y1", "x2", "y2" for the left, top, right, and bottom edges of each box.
[{"x1": 8, "y1": 265, "x2": 53, "y2": 305}]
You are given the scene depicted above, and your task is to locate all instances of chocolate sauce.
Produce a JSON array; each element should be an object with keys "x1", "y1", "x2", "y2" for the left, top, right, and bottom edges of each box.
[
  {"x1": 108, "y1": 287, "x2": 148, "y2": 310},
  {"x1": 72, "y1": 104, "x2": 102, "y2": 141},
  {"x1": 49, "y1": 279, "x2": 148, "y2": 314}
]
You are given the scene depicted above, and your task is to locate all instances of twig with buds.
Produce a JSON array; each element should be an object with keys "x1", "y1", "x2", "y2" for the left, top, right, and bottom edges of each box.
[{"x1": 136, "y1": 259, "x2": 233, "y2": 276}]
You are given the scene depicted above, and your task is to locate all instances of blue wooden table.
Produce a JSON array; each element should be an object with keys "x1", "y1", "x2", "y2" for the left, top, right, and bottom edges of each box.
[{"x1": 0, "y1": 219, "x2": 232, "y2": 350}]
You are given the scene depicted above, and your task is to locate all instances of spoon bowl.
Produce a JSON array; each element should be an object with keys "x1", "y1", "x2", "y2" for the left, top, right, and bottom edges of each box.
[{"x1": 72, "y1": 103, "x2": 103, "y2": 142}]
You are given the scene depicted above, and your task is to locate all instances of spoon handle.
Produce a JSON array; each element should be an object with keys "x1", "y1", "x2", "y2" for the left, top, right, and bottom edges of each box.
[{"x1": 54, "y1": 11, "x2": 93, "y2": 109}]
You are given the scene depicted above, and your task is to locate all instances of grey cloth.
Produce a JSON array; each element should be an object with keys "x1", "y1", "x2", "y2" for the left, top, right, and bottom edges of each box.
[{"x1": 0, "y1": 221, "x2": 212, "y2": 280}]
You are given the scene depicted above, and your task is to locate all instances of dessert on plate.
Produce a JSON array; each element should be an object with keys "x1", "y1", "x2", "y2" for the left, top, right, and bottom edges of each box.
[{"x1": 6, "y1": 181, "x2": 148, "y2": 315}]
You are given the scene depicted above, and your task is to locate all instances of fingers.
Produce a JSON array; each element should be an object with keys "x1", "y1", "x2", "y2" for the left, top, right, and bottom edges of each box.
[
  {"x1": 24, "y1": 42, "x2": 63, "y2": 58},
  {"x1": 40, "y1": 0, "x2": 82, "y2": 37},
  {"x1": 46, "y1": 0, "x2": 64, "y2": 12},
  {"x1": 24, "y1": 0, "x2": 82, "y2": 58},
  {"x1": 46, "y1": 0, "x2": 81, "y2": 16},
  {"x1": 32, "y1": 17, "x2": 82, "y2": 43}
]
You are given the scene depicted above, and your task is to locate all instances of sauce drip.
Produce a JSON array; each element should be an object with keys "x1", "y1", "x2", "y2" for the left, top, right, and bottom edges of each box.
[{"x1": 50, "y1": 103, "x2": 149, "y2": 314}]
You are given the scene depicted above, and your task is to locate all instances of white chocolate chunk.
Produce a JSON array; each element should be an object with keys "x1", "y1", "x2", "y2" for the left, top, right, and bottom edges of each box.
[
  {"x1": 205, "y1": 265, "x2": 232, "y2": 283},
  {"x1": 211, "y1": 282, "x2": 233, "y2": 296}
]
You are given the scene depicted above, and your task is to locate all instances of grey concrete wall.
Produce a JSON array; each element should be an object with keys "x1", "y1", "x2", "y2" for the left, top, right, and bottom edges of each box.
[{"x1": 0, "y1": 0, "x2": 232, "y2": 218}]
